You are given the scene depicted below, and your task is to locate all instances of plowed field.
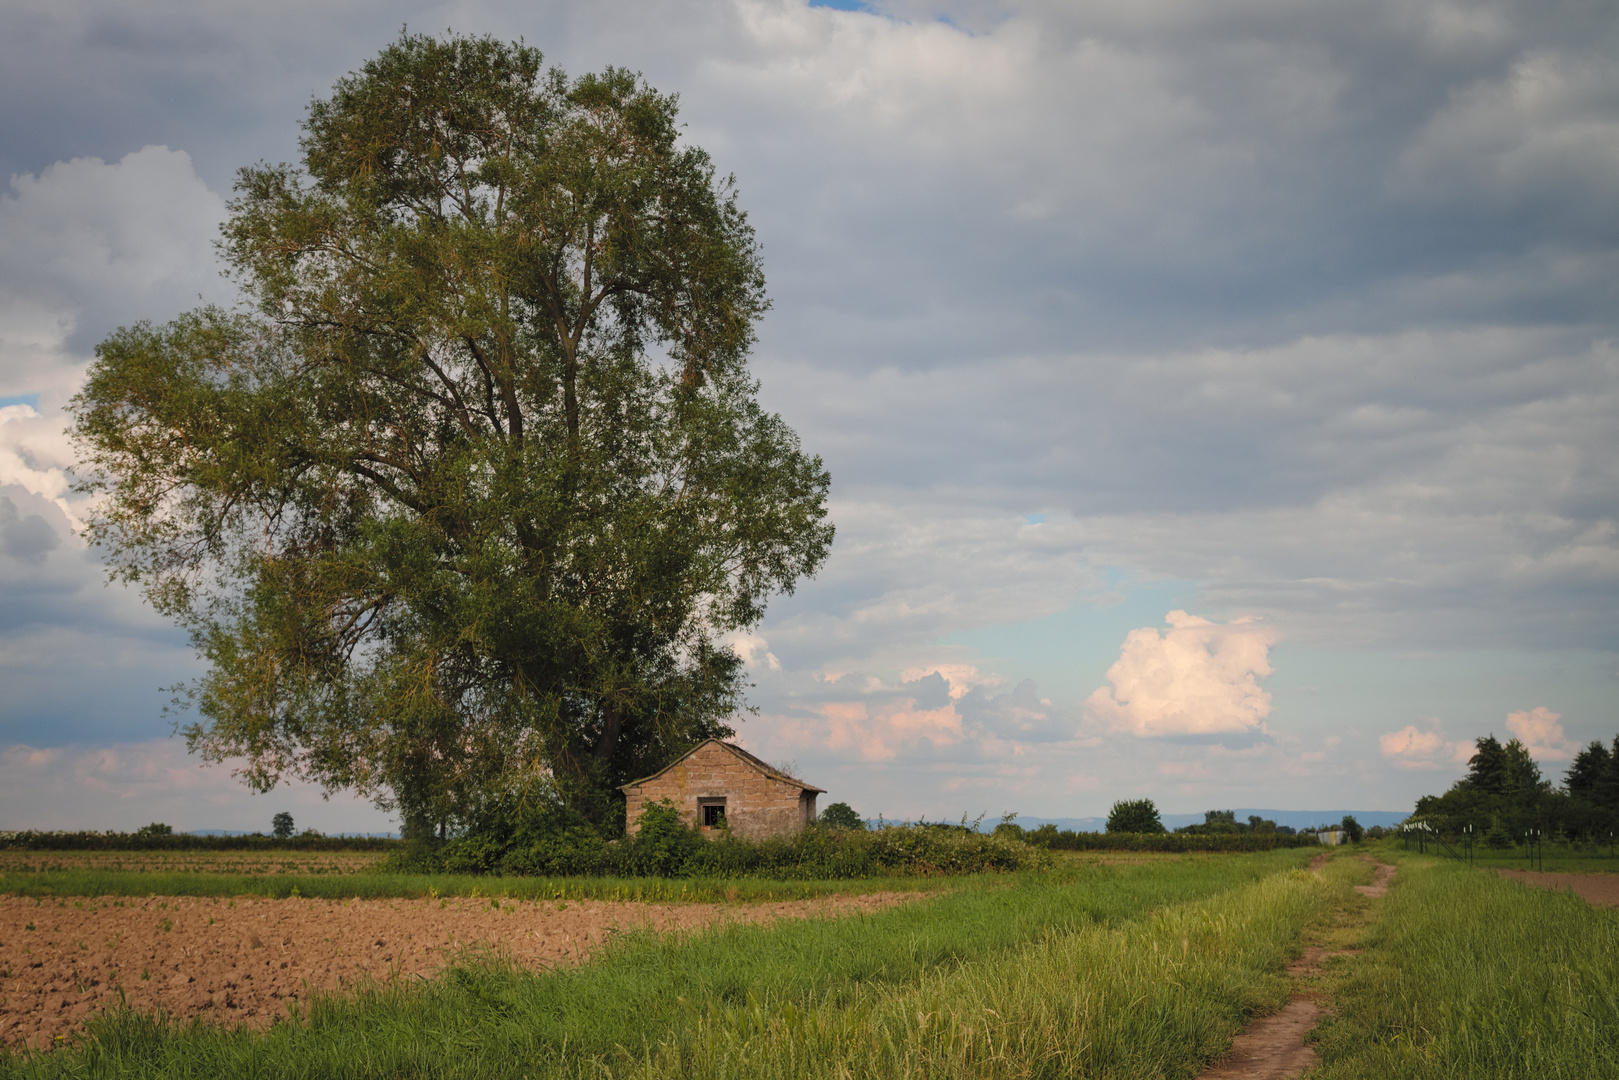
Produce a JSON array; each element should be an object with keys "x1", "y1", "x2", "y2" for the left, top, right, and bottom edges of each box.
[{"x1": 0, "y1": 890, "x2": 909, "y2": 1050}]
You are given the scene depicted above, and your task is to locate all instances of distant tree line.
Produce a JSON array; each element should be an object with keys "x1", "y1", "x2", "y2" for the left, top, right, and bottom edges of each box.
[
  {"x1": 988, "y1": 801, "x2": 1319, "y2": 852},
  {"x1": 0, "y1": 830, "x2": 396, "y2": 852},
  {"x1": 1413, "y1": 732, "x2": 1619, "y2": 845}
]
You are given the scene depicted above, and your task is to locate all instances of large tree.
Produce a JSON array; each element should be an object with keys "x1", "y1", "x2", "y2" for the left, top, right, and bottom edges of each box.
[{"x1": 71, "y1": 34, "x2": 833, "y2": 833}]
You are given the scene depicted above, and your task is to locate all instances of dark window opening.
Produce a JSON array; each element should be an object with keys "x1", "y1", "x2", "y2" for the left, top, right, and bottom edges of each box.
[{"x1": 701, "y1": 801, "x2": 726, "y2": 827}]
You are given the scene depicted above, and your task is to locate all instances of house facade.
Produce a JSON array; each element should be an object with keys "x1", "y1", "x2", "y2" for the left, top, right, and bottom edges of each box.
[{"x1": 620, "y1": 739, "x2": 824, "y2": 840}]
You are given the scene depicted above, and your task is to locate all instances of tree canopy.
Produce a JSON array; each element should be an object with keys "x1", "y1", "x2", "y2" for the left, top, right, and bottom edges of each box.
[
  {"x1": 1413, "y1": 731, "x2": 1619, "y2": 841},
  {"x1": 71, "y1": 33, "x2": 833, "y2": 834},
  {"x1": 1105, "y1": 798, "x2": 1165, "y2": 834}
]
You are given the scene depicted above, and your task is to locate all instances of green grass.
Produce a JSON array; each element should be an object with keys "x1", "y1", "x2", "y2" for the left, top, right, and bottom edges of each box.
[
  {"x1": 1313, "y1": 851, "x2": 1619, "y2": 1079},
  {"x1": 0, "y1": 867, "x2": 941, "y2": 903},
  {"x1": 1379, "y1": 836, "x2": 1619, "y2": 874},
  {"x1": 1, "y1": 850, "x2": 1322, "y2": 1078}
]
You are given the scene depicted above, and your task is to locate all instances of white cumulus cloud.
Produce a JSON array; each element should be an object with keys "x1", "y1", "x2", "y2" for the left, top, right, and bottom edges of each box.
[
  {"x1": 1378, "y1": 724, "x2": 1472, "y2": 770},
  {"x1": 1506, "y1": 705, "x2": 1576, "y2": 759},
  {"x1": 1084, "y1": 611, "x2": 1279, "y2": 739}
]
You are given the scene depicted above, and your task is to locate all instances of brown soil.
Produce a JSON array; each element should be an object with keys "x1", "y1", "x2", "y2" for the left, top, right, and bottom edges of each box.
[
  {"x1": 1195, "y1": 854, "x2": 1388, "y2": 1080},
  {"x1": 1353, "y1": 861, "x2": 1397, "y2": 898},
  {"x1": 0, "y1": 890, "x2": 911, "y2": 1050},
  {"x1": 1494, "y1": 869, "x2": 1619, "y2": 907}
]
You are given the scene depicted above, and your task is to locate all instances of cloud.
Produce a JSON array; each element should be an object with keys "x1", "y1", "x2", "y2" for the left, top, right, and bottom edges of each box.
[
  {"x1": 0, "y1": 0, "x2": 1616, "y2": 823},
  {"x1": 0, "y1": 739, "x2": 393, "y2": 833},
  {"x1": 772, "y1": 698, "x2": 964, "y2": 762},
  {"x1": 0, "y1": 493, "x2": 61, "y2": 565},
  {"x1": 0, "y1": 404, "x2": 77, "y2": 526},
  {"x1": 724, "y1": 630, "x2": 781, "y2": 671},
  {"x1": 1085, "y1": 611, "x2": 1279, "y2": 740},
  {"x1": 1505, "y1": 705, "x2": 1576, "y2": 759},
  {"x1": 899, "y1": 663, "x2": 1005, "y2": 699},
  {"x1": 1379, "y1": 724, "x2": 1473, "y2": 770},
  {"x1": 0, "y1": 144, "x2": 228, "y2": 374}
]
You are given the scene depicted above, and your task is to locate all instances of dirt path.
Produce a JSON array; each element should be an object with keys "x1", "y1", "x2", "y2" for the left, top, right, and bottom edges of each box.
[
  {"x1": 1494, "y1": 869, "x2": 1619, "y2": 908},
  {"x1": 0, "y1": 890, "x2": 912, "y2": 1050},
  {"x1": 1195, "y1": 854, "x2": 1388, "y2": 1080}
]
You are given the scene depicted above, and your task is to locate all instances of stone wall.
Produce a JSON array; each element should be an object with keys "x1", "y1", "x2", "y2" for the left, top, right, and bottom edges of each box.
[{"x1": 623, "y1": 742, "x2": 818, "y2": 841}]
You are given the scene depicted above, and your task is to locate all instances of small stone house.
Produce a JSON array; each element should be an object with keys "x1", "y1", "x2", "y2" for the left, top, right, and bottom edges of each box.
[{"x1": 620, "y1": 739, "x2": 824, "y2": 840}]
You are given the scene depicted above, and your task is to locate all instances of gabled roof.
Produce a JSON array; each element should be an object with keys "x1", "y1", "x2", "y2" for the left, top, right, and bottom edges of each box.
[{"x1": 619, "y1": 738, "x2": 825, "y2": 794}]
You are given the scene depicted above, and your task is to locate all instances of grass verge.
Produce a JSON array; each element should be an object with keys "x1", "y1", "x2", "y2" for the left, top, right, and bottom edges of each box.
[
  {"x1": 2, "y1": 851, "x2": 1321, "y2": 1078},
  {"x1": 1313, "y1": 851, "x2": 1619, "y2": 1078}
]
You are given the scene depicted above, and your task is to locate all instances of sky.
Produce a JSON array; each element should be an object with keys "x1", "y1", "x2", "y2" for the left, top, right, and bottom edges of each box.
[{"x1": 1, "y1": 0, "x2": 1616, "y2": 833}]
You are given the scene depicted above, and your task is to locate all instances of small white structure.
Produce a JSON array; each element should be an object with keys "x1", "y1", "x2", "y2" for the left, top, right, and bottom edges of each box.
[{"x1": 1316, "y1": 828, "x2": 1344, "y2": 846}]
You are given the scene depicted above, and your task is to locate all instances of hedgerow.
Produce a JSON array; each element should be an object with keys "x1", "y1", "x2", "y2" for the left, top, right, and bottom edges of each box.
[
  {"x1": 390, "y1": 802, "x2": 1049, "y2": 879},
  {"x1": 1019, "y1": 826, "x2": 1318, "y2": 853}
]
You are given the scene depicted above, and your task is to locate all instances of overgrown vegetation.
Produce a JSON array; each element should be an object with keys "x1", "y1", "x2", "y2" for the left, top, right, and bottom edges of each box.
[
  {"x1": 0, "y1": 851, "x2": 1321, "y2": 1078},
  {"x1": 0, "y1": 866, "x2": 925, "y2": 904},
  {"x1": 391, "y1": 800, "x2": 1046, "y2": 879},
  {"x1": 1314, "y1": 851, "x2": 1619, "y2": 1078}
]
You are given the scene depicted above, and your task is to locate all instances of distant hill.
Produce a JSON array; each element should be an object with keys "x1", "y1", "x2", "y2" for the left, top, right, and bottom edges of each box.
[
  {"x1": 187, "y1": 830, "x2": 399, "y2": 839},
  {"x1": 1010, "y1": 809, "x2": 1410, "y2": 833}
]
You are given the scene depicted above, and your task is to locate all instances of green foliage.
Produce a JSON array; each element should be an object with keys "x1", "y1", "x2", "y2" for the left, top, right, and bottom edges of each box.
[
  {"x1": 1021, "y1": 826, "x2": 1313, "y2": 852},
  {"x1": 1483, "y1": 816, "x2": 1514, "y2": 849},
  {"x1": 392, "y1": 809, "x2": 1048, "y2": 880},
  {"x1": 270, "y1": 813, "x2": 294, "y2": 840},
  {"x1": 1105, "y1": 797, "x2": 1166, "y2": 833},
  {"x1": 1339, "y1": 814, "x2": 1363, "y2": 843},
  {"x1": 1171, "y1": 809, "x2": 1280, "y2": 836},
  {"x1": 817, "y1": 802, "x2": 865, "y2": 830},
  {"x1": 68, "y1": 32, "x2": 832, "y2": 834},
  {"x1": 134, "y1": 823, "x2": 172, "y2": 837},
  {"x1": 1465, "y1": 734, "x2": 1508, "y2": 795},
  {"x1": 1415, "y1": 730, "x2": 1619, "y2": 841}
]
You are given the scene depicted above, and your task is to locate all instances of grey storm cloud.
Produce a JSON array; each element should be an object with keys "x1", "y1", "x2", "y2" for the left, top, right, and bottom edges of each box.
[{"x1": 0, "y1": 495, "x2": 59, "y2": 565}]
